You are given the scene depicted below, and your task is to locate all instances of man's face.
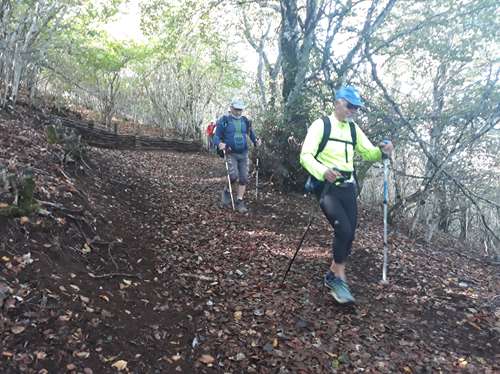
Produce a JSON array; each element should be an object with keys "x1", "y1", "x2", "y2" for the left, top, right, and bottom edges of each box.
[
  {"x1": 335, "y1": 99, "x2": 360, "y2": 121},
  {"x1": 230, "y1": 106, "x2": 243, "y2": 117}
]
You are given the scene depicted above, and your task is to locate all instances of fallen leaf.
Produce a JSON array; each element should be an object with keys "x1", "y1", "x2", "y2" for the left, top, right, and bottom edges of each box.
[
  {"x1": 70, "y1": 284, "x2": 80, "y2": 292},
  {"x1": 198, "y1": 354, "x2": 215, "y2": 364},
  {"x1": 19, "y1": 216, "x2": 29, "y2": 225},
  {"x1": 466, "y1": 320, "x2": 481, "y2": 330},
  {"x1": 101, "y1": 309, "x2": 113, "y2": 318},
  {"x1": 234, "y1": 311, "x2": 242, "y2": 321},
  {"x1": 82, "y1": 244, "x2": 91, "y2": 254},
  {"x1": 35, "y1": 351, "x2": 47, "y2": 360},
  {"x1": 263, "y1": 343, "x2": 273, "y2": 353},
  {"x1": 11, "y1": 325, "x2": 26, "y2": 334},
  {"x1": 171, "y1": 353, "x2": 182, "y2": 361},
  {"x1": 111, "y1": 359, "x2": 128, "y2": 371},
  {"x1": 100, "y1": 295, "x2": 110, "y2": 302},
  {"x1": 265, "y1": 309, "x2": 276, "y2": 317},
  {"x1": 457, "y1": 358, "x2": 468, "y2": 368},
  {"x1": 74, "y1": 351, "x2": 90, "y2": 358}
]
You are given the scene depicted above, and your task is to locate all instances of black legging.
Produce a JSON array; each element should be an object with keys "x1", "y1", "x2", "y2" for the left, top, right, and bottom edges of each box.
[{"x1": 318, "y1": 183, "x2": 357, "y2": 264}]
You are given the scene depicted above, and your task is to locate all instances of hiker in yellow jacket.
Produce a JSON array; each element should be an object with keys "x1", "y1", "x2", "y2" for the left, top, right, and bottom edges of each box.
[{"x1": 300, "y1": 86, "x2": 393, "y2": 304}]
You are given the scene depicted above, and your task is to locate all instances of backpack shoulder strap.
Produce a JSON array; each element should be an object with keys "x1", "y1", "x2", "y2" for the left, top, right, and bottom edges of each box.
[
  {"x1": 348, "y1": 121, "x2": 359, "y2": 189},
  {"x1": 222, "y1": 115, "x2": 230, "y2": 128},
  {"x1": 315, "y1": 116, "x2": 331, "y2": 159},
  {"x1": 218, "y1": 115, "x2": 230, "y2": 142},
  {"x1": 242, "y1": 116, "x2": 252, "y2": 133},
  {"x1": 349, "y1": 121, "x2": 357, "y2": 148}
]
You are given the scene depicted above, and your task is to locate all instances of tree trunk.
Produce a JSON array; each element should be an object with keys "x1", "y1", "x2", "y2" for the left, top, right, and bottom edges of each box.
[
  {"x1": 273, "y1": 0, "x2": 320, "y2": 188},
  {"x1": 279, "y1": 0, "x2": 299, "y2": 112},
  {"x1": 458, "y1": 206, "x2": 468, "y2": 241}
]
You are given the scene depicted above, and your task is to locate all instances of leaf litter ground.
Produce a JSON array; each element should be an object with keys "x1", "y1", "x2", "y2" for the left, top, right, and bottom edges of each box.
[{"x1": 0, "y1": 105, "x2": 498, "y2": 373}]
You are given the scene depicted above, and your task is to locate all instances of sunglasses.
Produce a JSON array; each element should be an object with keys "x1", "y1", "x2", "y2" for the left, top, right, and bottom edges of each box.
[{"x1": 346, "y1": 102, "x2": 361, "y2": 110}]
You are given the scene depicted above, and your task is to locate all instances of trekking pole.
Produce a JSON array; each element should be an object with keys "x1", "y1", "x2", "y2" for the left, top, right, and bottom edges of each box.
[
  {"x1": 381, "y1": 148, "x2": 390, "y2": 284},
  {"x1": 281, "y1": 213, "x2": 314, "y2": 285},
  {"x1": 255, "y1": 156, "x2": 259, "y2": 199},
  {"x1": 223, "y1": 149, "x2": 235, "y2": 211},
  {"x1": 281, "y1": 182, "x2": 332, "y2": 285}
]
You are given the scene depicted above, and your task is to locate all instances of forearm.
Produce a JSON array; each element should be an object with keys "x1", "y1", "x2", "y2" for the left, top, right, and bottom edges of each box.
[
  {"x1": 360, "y1": 147, "x2": 382, "y2": 162},
  {"x1": 355, "y1": 126, "x2": 383, "y2": 161},
  {"x1": 249, "y1": 129, "x2": 257, "y2": 145},
  {"x1": 213, "y1": 121, "x2": 224, "y2": 146},
  {"x1": 213, "y1": 135, "x2": 221, "y2": 146},
  {"x1": 300, "y1": 152, "x2": 328, "y2": 181}
]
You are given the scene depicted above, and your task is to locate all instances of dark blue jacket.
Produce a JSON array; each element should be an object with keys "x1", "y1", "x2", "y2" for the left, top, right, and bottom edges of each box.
[{"x1": 213, "y1": 115, "x2": 257, "y2": 153}]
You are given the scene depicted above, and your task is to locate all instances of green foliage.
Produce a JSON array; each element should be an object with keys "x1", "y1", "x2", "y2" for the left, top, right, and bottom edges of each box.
[
  {"x1": 0, "y1": 169, "x2": 38, "y2": 218},
  {"x1": 139, "y1": 0, "x2": 244, "y2": 87},
  {"x1": 76, "y1": 38, "x2": 147, "y2": 79},
  {"x1": 46, "y1": 125, "x2": 59, "y2": 145}
]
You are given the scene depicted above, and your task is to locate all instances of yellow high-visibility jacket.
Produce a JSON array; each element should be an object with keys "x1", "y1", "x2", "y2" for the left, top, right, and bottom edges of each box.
[{"x1": 300, "y1": 115, "x2": 382, "y2": 181}]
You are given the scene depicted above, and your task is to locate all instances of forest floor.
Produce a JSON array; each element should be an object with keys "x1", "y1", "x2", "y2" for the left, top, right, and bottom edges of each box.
[{"x1": 0, "y1": 102, "x2": 499, "y2": 373}]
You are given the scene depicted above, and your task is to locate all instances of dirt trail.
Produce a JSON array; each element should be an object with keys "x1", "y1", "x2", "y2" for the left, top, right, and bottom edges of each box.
[{"x1": 1, "y1": 109, "x2": 498, "y2": 373}]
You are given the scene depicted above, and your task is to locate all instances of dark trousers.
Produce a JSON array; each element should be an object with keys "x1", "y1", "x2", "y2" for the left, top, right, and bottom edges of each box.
[{"x1": 318, "y1": 183, "x2": 357, "y2": 264}]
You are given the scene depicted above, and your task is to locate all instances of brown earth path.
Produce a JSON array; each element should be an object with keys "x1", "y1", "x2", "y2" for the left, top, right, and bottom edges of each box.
[{"x1": 0, "y1": 107, "x2": 498, "y2": 373}]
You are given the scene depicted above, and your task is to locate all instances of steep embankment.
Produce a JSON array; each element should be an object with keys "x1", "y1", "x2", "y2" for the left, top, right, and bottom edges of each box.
[{"x1": 1, "y1": 105, "x2": 498, "y2": 373}]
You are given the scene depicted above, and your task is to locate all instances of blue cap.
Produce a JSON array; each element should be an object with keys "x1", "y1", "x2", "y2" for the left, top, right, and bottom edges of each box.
[{"x1": 335, "y1": 86, "x2": 363, "y2": 107}]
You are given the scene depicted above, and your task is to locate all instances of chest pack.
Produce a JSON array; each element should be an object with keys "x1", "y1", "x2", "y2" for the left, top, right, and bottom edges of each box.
[{"x1": 304, "y1": 116, "x2": 357, "y2": 193}]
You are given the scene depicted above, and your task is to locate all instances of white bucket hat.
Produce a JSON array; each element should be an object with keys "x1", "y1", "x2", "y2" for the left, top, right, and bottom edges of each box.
[{"x1": 230, "y1": 98, "x2": 245, "y2": 110}]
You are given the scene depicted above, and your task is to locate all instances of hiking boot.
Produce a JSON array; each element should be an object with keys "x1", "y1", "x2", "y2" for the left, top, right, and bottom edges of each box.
[
  {"x1": 235, "y1": 199, "x2": 248, "y2": 213},
  {"x1": 324, "y1": 274, "x2": 355, "y2": 304},
  {"x1": 220, "y1": 189, "x2": 232, "y2": 208}
]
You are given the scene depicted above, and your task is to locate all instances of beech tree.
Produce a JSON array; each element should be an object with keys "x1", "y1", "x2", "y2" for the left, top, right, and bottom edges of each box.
[
  {"x1": 0, "y1": 0, "x2": 65, "y2": 107},
  {"x1": 236, "y1": 0, "x2": 498, "y2": 256},
  {"x1": 0, "y1": 0, "x2": 122, "y2": 109},
  {"x1": 2, "y1": 0, "x2": 497, "y2": 257},
  {"x1": 364, "y1": 0, "x2": 499, "y2": 248},
  {"x1": 137, "y1": 0, "x2": 243, "y2": 140}
]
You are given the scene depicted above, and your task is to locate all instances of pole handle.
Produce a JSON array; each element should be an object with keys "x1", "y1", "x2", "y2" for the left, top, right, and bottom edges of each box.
[{"x1": 381, "y1": 139, "x2": 390, "y2": 160}]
